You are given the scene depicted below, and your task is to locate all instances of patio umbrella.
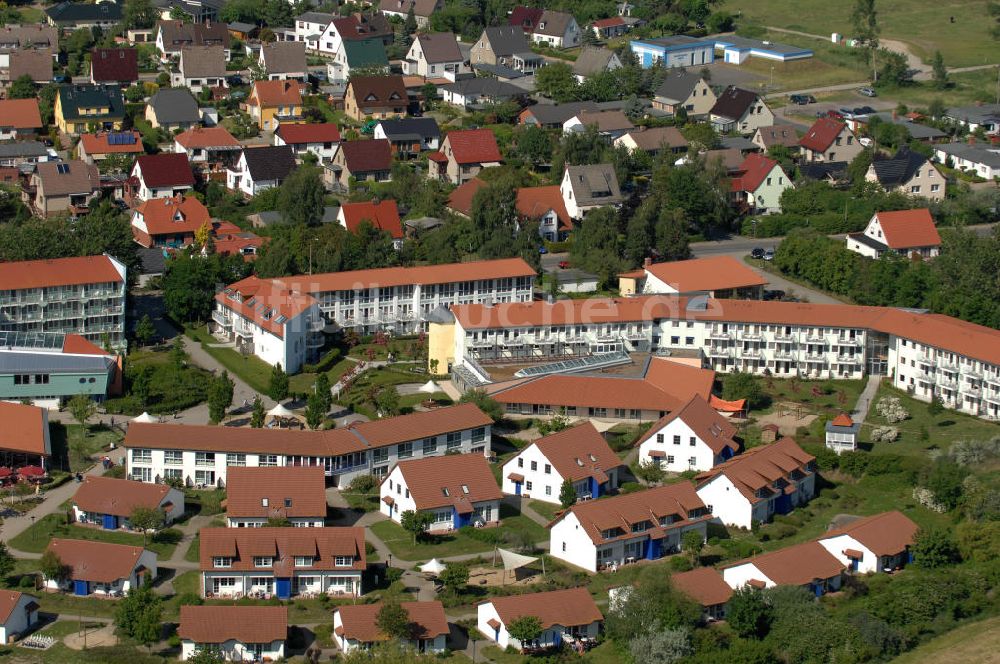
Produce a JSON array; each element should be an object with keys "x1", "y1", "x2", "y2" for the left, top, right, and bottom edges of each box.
[
  {"x1": 419, "y1": 558, "x2": 446, "y2": 575},
  {"x1": 266, "y1": 403, "x2": 298, "y2": 419},
  {"x1": 419, "y1": 380, "x2": 441, "y2": 394},
  {"x1": 16, "y1": 466, "x2": 46, "y2": 478},
  {"x1": 132, "y1": 412, "x2": 157, "y2": 423},
  {"x1": 0, "y1": 468, "x2": 13, "y2": 479}
]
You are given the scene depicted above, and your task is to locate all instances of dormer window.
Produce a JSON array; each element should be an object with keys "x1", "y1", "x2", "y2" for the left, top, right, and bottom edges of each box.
[
  {"x1": 441, "y1": 487, "x2": 450, "y2": 497},
  {"x1": 461, "y1": 485, "x2": 469, "y2": 494}
]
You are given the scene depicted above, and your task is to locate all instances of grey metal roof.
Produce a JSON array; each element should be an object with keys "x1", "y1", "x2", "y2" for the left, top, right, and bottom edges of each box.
[
  {"x1": 0, "y1": 142, "x2": 47, "y2": 158},
  {"x1": 0, "y1": 350, "x2": 114, "y2": 375},
  {"x1": 847, "y1": 232, "x2": 888, "y2": 252},
  {"x1": 138, "y1": 246, "x2": 167, "y2": 275},
  {"x1": 712, "y1": 34, "x2": 812, "y2": 57},
  {"x1": 868, "y1": 113, "x2": 945, "y2": 141},
  {"x1": 935, "y1": 142, "x2": 1000, "y2": 169},
  {"x1": 470, "y1": 63, "x2": 524, "y2": 80},
  {"x1": 148, "y1": 88, "x2": 200, "y2": 124},
  {"x1": 376, "y1": 118, "x2": 440, "y2": 140},
  {"x1": 653, "y1": 69, "x2": 703, "y2": 104},
  {"x1": 945, "y1": 104, "x2": 1000, "y2": 126},
  {"x1": 572, "y1": 47, "x2": 616, "y2": 78},
  {"x1": 296, "y1": 11, "x2": 335, "y2": 23},
  {"x1": 443, "y1": 77, "x2": 523, "y2": 97},
  {"x1": 481, "y1": 26, "x2": 531, "y2": 57}
]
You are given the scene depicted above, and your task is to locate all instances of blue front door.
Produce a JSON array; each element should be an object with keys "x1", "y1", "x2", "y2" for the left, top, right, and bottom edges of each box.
[
  {"x1": 775, "y1": 494, "x2": 792, "y2": 515},
  {"x1": 102, "y1": 514, "x2": 118, "y2": 530},
  {"x1": 644, "y1": 537, "x2": 659, "y2": 560},
  {"x1": 275, "y1": 578, "x2": 291, "y2": 599},
  {"x1": 514, "y1": 482, "x2": 522, "y2": 496},
  {"x1": 453, "y1": 509, "x2": 471, "y2": 530},
  {"x1": 73, "y1": 580, "x2": 89, "y2": 596},
  {"x1": 813, "y1": 583, "x2": 823, "y2": 597}
]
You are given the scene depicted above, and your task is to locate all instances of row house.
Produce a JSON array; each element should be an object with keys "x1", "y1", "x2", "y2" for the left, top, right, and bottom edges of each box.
[
  {"x1": 694, "y1": 437, "x2": 816, "y2": 529},
  {"x1": 199, "y1": 527, "x2": 365, "y2": 599},
  {"x1": 179, "y1": 606, "x2": 287, "y2": 662},
  {"x1": 816, "y1": 510, "x2": 918, "y2": 574},
  {"x1": 155, "y1": 20, "x2": 230, "y2": 60},
  {"x1": 334, "y1": 602, "x2": 448, "y2": 653},
  {"x1": 477, "y1": 588, "x2": 602, "y2": 651},
  {"x1": 721, "y1": 540, "x2": 845, "y2": 597},
  {"x1": 670, "y1": 568, "x2": 733, "y2": 621},
  {"x1": 501, "y1": 422, "x2": 624, "y2": 504},
  {"x1": 71, "y1": 476, "x2": 184, "y2": 530},
  {"x1": 225, "y1": 466, "x2": 327, "y2": 528},
  {"x1": 0, "y1": 254, "x2": 127, "y2": 350},
  {"x1": 548, "y1": 483, "x2": 711, "y2": 572},
  {"x1": 379, "y1": 454, "x2": 501, "y2": 531},
  {"x1": 44, "y1": 539, "x2": 156, "y2": 597},
  {"x1": 123, "y1": 403, "x2": 493, "y2": 486},
  {"x1": 636, "y1": 395, "x2": 739, "y2": 473}
]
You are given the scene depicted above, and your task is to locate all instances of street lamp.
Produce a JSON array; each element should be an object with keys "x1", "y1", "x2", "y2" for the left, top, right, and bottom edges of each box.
[{"x1": 30, "y1": 515, "x2": 35, "y2": 540}]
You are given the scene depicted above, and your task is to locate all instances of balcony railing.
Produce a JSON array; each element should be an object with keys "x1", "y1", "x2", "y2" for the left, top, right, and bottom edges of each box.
[
  {"x1": 960, "y1": 365, "x2": 982, "y2": 377},
  {"x1": 212, "y1": 311, "x2": 232, "y2": 327},
  {"x1": 774, "y1": 349, "x2": 796, "y2": 360},
  {"x1": 834, "y1": 338, "x2": 860, "y2": 347},
  {"x1": 709, "y1": 331, "x2": 733, "y2": 340},
  {"x1": 960, "y1": 384, "x2": 981, "y2": 398},
  {"x1": 774, "y1": 331, "x2": 795, "y2": 341},
  {"x1": 936, "y1": 376, "x2": 958, "y2": 389}
]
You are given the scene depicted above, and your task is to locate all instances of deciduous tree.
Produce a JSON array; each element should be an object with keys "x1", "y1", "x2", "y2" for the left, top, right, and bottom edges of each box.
[
  {"x1": 727, "y1": 586, "x2": 772, "y2": 639},
  {"x1": 559, "y1": 479, "x2": 577, "y2": 508},
  {"x1": 129, "y1": 506, "x2": 166, "y2": 544},
  {"x1": 506, "y1": 615, "x2": 543, "y2": 645},
  {"x1": 400, "y1": 510, "x2": 433, "y2": 543},
  {"x1": 376, "y1": 600, "x2": 412, "y2": 639}
]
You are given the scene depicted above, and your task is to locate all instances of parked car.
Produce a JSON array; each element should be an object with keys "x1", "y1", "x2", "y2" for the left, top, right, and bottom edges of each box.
[
  {"x1": 858, "y1": 86, "x2": 877, "y2": 97},
  {"x1": 763, "y1": 248, "x2": 775, "y2": 261},
  {"x1": 558, "y1": 260, "x2": 570, "y2": 269},
  {"x1": 763, "y1": 289, "x2": 785, "y2": 301},
  {"x1": 750, "y1": 247, "x2": 765, "y2": 259},
  {"x1": 859, "y1": 137, "x2": 874, "y2": 147},
  {"x1": 789, "y1": 94, "x2": 816, "y2": 105},
  {"x1": 538, "y1": 246, "x2": 548, "y2": 254},
  {"x1": 226, "y1": 74, "x2": 244, "y2": 86}
]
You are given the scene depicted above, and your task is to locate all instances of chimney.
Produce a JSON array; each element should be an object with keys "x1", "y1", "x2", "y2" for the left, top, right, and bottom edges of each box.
[{"x1": 643, "y1": 257, "x2": 652, "y2": 268}]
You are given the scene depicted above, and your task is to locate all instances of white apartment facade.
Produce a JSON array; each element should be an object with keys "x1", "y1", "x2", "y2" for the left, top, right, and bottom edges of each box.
[{"x1": 636, "y1": 399, "x2": 738, "y2": 473}]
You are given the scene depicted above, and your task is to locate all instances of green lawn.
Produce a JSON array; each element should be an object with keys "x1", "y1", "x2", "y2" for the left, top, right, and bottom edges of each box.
[
  {"x1": 724, "y1": 30, "x2": 870, "y2": 92},
  {"x1": 528, "y1": 500, "x2": 562, "y2": 522},
  {"x1": 757, "y1": 376, "x2": 866, "y2": 417},
  {"x1": 890, "y1": 616, "x2": 1000, "y2": 664},
  {"x1": 104, "y1": 347, "x2": 214, "y2": 416},
  {"x1": 186, "y1": 325, "x2": 273, "y2": 394},
  {"x1": 48, "y1": 423, "x2": 120, "y2": 473},
  {"x1": 723, "y1": 0, "x2": 998, "y2": 67},
  {"x1": 8, "y1": 514, "x2": 179, "y2": 558},
  {"x1": 184, "y1": 488, "x2": 226, "y2": 516},
  {"x1": 184, "y1": 535, "x2": 200, "y2": 563},
  {"x1": 336, "y1": 366, "x2": 433, "y2": 417},
  {"x1": 18, "y1": 7, "x2": 44, "y2": 22},
  {"x1": 287, "y1": 357, "x2": 356, "y2": 394}
]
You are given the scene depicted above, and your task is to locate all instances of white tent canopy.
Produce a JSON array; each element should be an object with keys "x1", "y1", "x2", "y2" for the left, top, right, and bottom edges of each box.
[
  {"x1": 497, "y1": 548, "x2": 538, "y2": 571},
  {"x1": 267, "y1": 403, "x2": 298, "y2": 419},
  {"x1": 419, "y1": 558, "x2": 446, "y2": 575},
  {"x1": 132, "y1": 412, "x2": 157, "y2": 423},
  {"x1": 419, "y1": 380, "x2": 441, "y2": 394}
]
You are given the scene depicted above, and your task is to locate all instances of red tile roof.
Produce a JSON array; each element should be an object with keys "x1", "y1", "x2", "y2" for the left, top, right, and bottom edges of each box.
[
  {"x1": 508, "y1": 5, "x2": 543, "y2": 30},
  {"x1": 339, "y1": 199, "x2": 402, "y2": 239},
  {"x1": 199, "y1": 527, "x2": 366, "y2": 572},
  {"x1": 134, "y1": 153, "x2": 195, "y2": 188},
  {"x1": 389, "y1": 454, "x2": 502, "y2": 512},
  {"x1": 0, "y1": 402, "x2": 49, "y2": 457},
  {"x1": 179, "y1": 605, "x2": 287, "y2": 645},
  {"x1": 90, "y1": 48, "x2": 138, "y2": 82},
  {"x1": 0, "y1": 591, "x2": 35, "y2": 624},
  {"x1": 251, "y1": 79, "x2": 303, "y2": 106},
  {"x1": 516, "y1": 185, "x2": 571, "y2": 230},
  {"x1": 225, "y1": 466, "x2": 327, "y2": 519},
  {"x1": 695, "y1": 437, "x2": 814, "y2": 505},
  {"x1": 335, "y1": 601, "x2": 448, "y2": 642},
  {"x1": 349, "y1": 403, "x2": 492, "y2": 446},
  {"x1": 79, "y1": 131, "x2": 144, "y2": 156},
  {"x1": 276, "y1": 123, "x2": 341, "y2": 144},
  {"x1": 725, "y1": 540, "x2": 844, "y2": 586},
  {"x1": 730, "y1": 153, "x2": 780, "y2": 193},
  {"x1": 215, "y1": 275, "x2": 317, "y2": 338},
  {"x1": 830, "y1": 413, "x2": 854, "y2": 427},
  {"x1": 487, "y1": 587, "x2": 602, "y2": 629},
  {"x1": 636, "y1": 395, "x2": 738, "y2": 455},
  {"x1": 72, "y1": 476, "x2": 173, "y2": 517},
  {"x1": 592, "y1": 17, "x2": 626, "y2": 28},
  {"x1": 446, "y1": 177, "x2": 487, "y2": 217},
  {"x1": 0, "y1": 99, "x2": 42, "y2": 130},
  {"x1": 0, "y1": 255, "x2": 123, "y2": 290},
  {"x1": 445, "y1": 129, "x2": 502, "y2": 164},
  {"x1": 671, "y1": 567, "x2": 732, "y2": 607},
  {"x1": 874, "y1": 208, "x2": 941, "y2": 249},
  {"x1": 338, "y1": 139, "x2": 393, "y2": 173},
  {"x1": 799, "y1": 116, "x2": 847, "y2": 153},
  {"x1": 820, "y1": 510, "x2": 918, "y2": 556},
  {"x1": 132, "y1": 195, "x2": 210, "y2": 246},
  {"x1": 643, "y1": 256, "x2": 767, "y2": 293},
  {"x1": 46, "y1": 538, "x2": 147, "y2": 583},
  {"x1": 62, "y1": 334, "x2": 111, "y2": 356},
  {"x1": 174, "y1": 126, "x2": 240, "y2": 149},
  {"x1": 528, "y1": 422, "x2": 623, "y2": 484}
]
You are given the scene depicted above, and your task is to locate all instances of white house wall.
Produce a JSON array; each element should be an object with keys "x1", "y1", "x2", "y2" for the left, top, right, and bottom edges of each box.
[{"x1": 638, "y1": 417, "x2": 722, "y2": 473}]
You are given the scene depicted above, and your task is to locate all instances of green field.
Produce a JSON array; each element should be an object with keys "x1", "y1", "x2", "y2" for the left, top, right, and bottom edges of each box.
[
  {"x1": 8, "y1": 514, "x2": 179, "y2": 558},
  {"x1": 891, "y1": 616, "x2": 1000, "y2": 663},
  {"x1": 724, "y1": 0, "x2": 998, "y2": 67}
]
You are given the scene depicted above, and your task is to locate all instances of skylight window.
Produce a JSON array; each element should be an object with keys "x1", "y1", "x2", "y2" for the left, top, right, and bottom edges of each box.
[{"x1": 461, "y1": 485, "x2": 469, "y2": 494}]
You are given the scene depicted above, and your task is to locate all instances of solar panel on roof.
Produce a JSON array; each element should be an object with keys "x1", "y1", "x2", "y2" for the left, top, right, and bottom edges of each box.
[{"x1": 513, "y1": 351, "x2": 631, "y2": 378}]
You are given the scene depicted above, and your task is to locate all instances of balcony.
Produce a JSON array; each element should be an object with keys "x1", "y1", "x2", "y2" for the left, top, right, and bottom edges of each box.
[
  {"x1": 212, "y1": 311, "x2": 232, "y2": 327},
  {"x1": 774, "y1": 331, "x2": 795, "y2": 341},
  {"x1": 960, "y1": 364, "x2": 982, "y2": 377},
  {"x1": 936, "y1": 376, "x2": 958, "y2": 389},
  {"x1": 983, "y1": 391, "x2": 1000, "y2": 406},
  {"x1": 774, "y1": 349, "x2": 796, "y2": 361},
  {"x1": 960, "y1": 384, "x2": 981, "y2": 398},
  {"x1": 985, "y1": 374, "x2": 1000, "y2": 389},
  {"x1": 804, "y1": 354, "x2": 828, "y2": 363},
  {"x1": 709, "y1": 331, "x2": 733, "y2": 341},
  {"x1": 308, "y1": 318, "x2": 325, "y2": 332},
  {"x1": 739, "y1": 348, "x2": 764, "y2": 360},
  {"x1": 706, "y1": 347, "x2": 733, "y2": 358},
  {"x1": 917, "y1": 354, "x2": 934, "y2": 367},
  {"x1": 307, "y1": 334, "x2": 324, "y2": 348},
  {"x1": 806, "y1": 334, "x2": 826, "y2": 343},
  {"x1": 837, "y1": 355, "x2": 861, "y2": 364},
  {"x1": 834, "y1": 338, "x2": 860, "y2": 347},
  {"x1": 739, "y1": 331, "x2": 763, "y2": 341}
]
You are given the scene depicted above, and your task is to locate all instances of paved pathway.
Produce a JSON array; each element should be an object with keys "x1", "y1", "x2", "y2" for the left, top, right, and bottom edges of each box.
[{"x1": 852, "y1": 375, "x2": 883, "y2": 424}]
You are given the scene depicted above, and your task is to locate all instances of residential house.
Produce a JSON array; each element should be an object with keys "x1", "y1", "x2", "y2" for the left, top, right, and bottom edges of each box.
[
  {"x1": 174, "y1": 45, "x2": 226, "y2": 93},
  {"x1": 854, "y1": 111, "x2": 946, "y2": 143},
  {"x1": 800, "y1": 161, "x2": 850, "y2": 185},
  {"x1": 130, "y1": 194, "x2": 210, "y2": 248},
  {"x1": 213, "y1": 229, "x2": 267, "y2": 261},
  {"x1": 501, "y1": 422, "x2": 623, "y2": 504},
  {"x1": 155, "y1": 20, "x2": 230, "y2": 60},
  {"x1": 0, "y1": 592, "x2": 40, "y2": 644},
  {"x1": 445, "y1": 177, "x2": 486, "y2": 217},
  {"x1": 439, "y1": 77, "x2": 523, "y2": 109},
  {"x1": 328, "y1": 37, "x2": 388, "y2": 84},
  {"x1": 343, "y1": 75, "x2": 407, "y2": 122},
  {"x1": 333, "y1": 602, "x2": 448, "y2": 653},
  {"x1": 127, "y1": 153, "x2": 194, "y2": 203},
  {"x1": 145, "y1": 88, "x2": 201, "y2": 131},
  {"x1": 630, "y1": 35, "x2": 714, "y2": 69},
  {"x1": 259, "y1": 41, "x2": 308, "y2": 81},
  {"x1": 752, "y1": 124, "x2": 799, "y2": 153},
  {"x1": 470, "y1": 26, "x2": 543, "y2": 75},
  {"x1": 516, "y1": 185, "x2": 572, "y2": 241},
  {"x1": 76, "y1": 131, "x2": 143, "y2": 166},
  {"x1": 292, "y1": 11, "x2": 334, "y2": 52},
  {"x1": 5, "y1": 49, "x2": 53, "y2": 85},
  {"x1": 311, "y1": 14, "x2": 393, "y2": 58},
  {"x1": 328, "y1": 139, "x2": 393, "y2": 189},
  {"x1": 225, "y1": 466, "x2": 327, "y2": 528},
  {"x1": 619, "y1": 255, "x2": 767, "y2": 298},
  {"x1": 377, "y1": 0, "x2": 443, "y2": 27},
  {"x1": 702, "y1": 147, "x2": 745, "y2": 174},
  {"x1": 846, "y1": 208, "x2": 941, "y2": 259},
  {"x1": 338, "y1": 199, "x2": 403, "y2": 248},
  {"x1": 89, "y1": 48, "x2": 138, "y2": 85},
  {"x1": 591, "y1": 17, "x2": 631, "y2": 40},
  {"x1": 944, "y1": 103, "x2": 1000, "y2": 136},
  {"x1": 71, "y1": 476, "x2": 184, "y2": 530},
  {"x1": 694, "y1": 436, "x2": 816, "y2": 529},
  {"x1": 671, "y1": 568, "x2": 732, "y2": 620},
  {"x1": 0, "y1": 24, "x2": 58, "y2": 53},
  {"x1": 613, "y1": 126, "x2": 688, "y2": 158},
  {"x1": 559, "y1": 163, "x2": 624, "y2": 219},
  {"x1": 226, "y1": 146, "x2": 297, "y2": 197},
  {"x1": 153, "y1": 0, "x2": 222, "y2": 24},
  {"x1": 865, "y1": 148, "x2": 946, "y2": 201},
  {"x1": 173, "y1": 125, "x2": 241, "y2": 171},
  {"x1": 816, "y1": 511, "x2": 918, "y2": 574},
  {"x1": 518, "y1": 101, "x2": 600, "y2": 128},
  {"x1": 0, "y1": 142, "x2": 51, "y2": 169},
  {"x1": 404, "y1": 32, "x2": 464, "y2": 79},
  {"x1": 636, "y1": 395, "x2": 739, "y2": 473},
  {"x1": 199, "y1": 527, "x2": 365, "y2": 599},
  {"x1": 43, "y1": 538, "x2": 157, "y2": 597},
  {"x1": 509, "y1": 6, "x2": 581, "y2": 48},
  {"x1": 379, "y1": 454, "x2": 502, "y2": 530},
  {"x1": 571, "y1": 46, "x2": 622, "y2": 84},
  {"x1": 477, "y1": 588, "x2": 602, "y2": 650},
  {"x1": 0, "y1": 403, "x2": 52, "y2": 471},
  {"x1": 824, "y1": 413, "x2": 860, "y2": 454},
  {"x1": 722, "y1": 540, "x2": 845, "y2": 596},
  {"x1": 428, "y1": 128, "x2": 502, "y2": 185},
  {"x1": 563, "y1": 110, "x2": 635, "y2": 141},
  {"x1": 730, "y1": 153, "x2": 791, "y2": 214},
  {"x1": 178, "y1": 606, "x2": 287, "y2": 662},
  {"x1": 0, "y1": 99, "x2": 42, "y2": 141},
  {"x1": 23, "y1": 160, "x2": 100, "y2": 217},
  {"x1": 548, "y1": 483, "x2": 711, "y2": 572},
  {"x1": 54, "y1": 85, "x2": 125, "y2": 135},
  {"x1": 935, "y1": 140, "x2": 1000, "y2": 180},
  {"x1": 799, "y1": 117, "x2": 861, "y2": 163},
  {"x1": 709, "y1": 86, "x2": 773, "y2": 134},
  {"x1": 373, "y1": 118, "x2": 440, "y2": 157},
  {"x1": 46, "y1": 1, "x2": 122, "y2": 30},
  {"x1": 274, "y1": 123, "x2": 341, "y2": 162},
  {"x1": 248, "y1": 79, "x2": 304, "y2": 131}
]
